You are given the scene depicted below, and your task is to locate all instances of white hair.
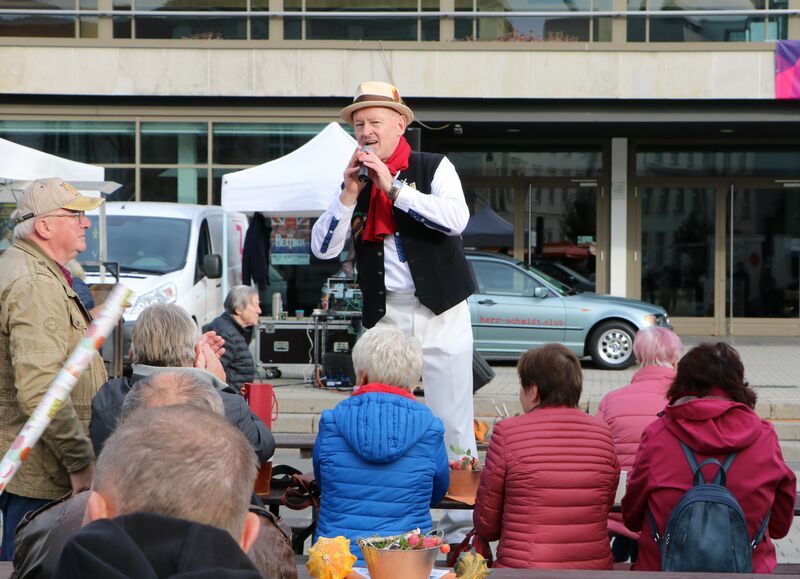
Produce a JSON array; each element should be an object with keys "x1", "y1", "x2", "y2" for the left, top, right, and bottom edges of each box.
[{"x1": 351, "y1": 326, "x2": 423, "y2": 389}]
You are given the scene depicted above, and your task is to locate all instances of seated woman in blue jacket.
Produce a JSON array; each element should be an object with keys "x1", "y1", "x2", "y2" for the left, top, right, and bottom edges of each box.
[{"x1": 313, "y1": 325, "x2": 450, "y2": 562}]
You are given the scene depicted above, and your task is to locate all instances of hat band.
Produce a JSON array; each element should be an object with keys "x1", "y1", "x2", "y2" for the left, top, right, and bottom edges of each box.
[{"x1": 353, "y1": 94, "x2": 402, "y2": 105}]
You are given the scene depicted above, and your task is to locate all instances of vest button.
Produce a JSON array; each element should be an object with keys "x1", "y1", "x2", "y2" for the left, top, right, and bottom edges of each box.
[
  {"x1": 377, "y1": 251, "x2": 383, "y2": 257},
  {"x1": 378, "y1": 290, "x2": 385, "y2": 295},
  {"x1": 378, "y1": 308, "x2": 385, "y2": 313},
  {"x1": 377, "y1": 271, "x2": 384, "y2": 276}
]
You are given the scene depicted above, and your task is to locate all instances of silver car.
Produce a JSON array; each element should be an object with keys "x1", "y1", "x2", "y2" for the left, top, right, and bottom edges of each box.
[{"x1": 466, "y1": 252, "x2": 671, "y2": 369}]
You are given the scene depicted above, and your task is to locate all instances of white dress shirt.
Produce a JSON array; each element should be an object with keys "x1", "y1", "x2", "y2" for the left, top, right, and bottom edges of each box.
[{"x1": 311, "y1": 156, "x2": 469, "y2": 292}]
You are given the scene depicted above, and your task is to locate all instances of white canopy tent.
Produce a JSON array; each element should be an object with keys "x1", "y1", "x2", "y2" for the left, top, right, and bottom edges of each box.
[
  {"x1": 221, "y1": 122, "x2": 357, "y2": 216},
  {"x1": 219, "y1": 122, "x2": 358, "y2": 295},
  {"x1": 0, "y1": 137, "x2": 119, "y2": 272}
]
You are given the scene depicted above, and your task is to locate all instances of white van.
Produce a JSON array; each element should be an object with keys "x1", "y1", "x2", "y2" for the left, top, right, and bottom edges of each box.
[{"x1": 82, "y1": 202, "x2": 248, "y2": 346}]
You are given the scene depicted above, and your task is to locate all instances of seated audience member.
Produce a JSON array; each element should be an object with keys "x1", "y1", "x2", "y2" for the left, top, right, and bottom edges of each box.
[
  {"x1": 473, "y1": 343, "x2": 619, "y2": 569},
  {"x1": 313, "y1": 326, "x2": 449, "y2": 563},
  {"x1": 89, "y1": 303, "x2": 274, "y2": 464},
  {"x1": 203, "y1": 285, "x2": 261, "y2": 393},
  {"x1": 595, "y1": 327, "x2": 683, "y2": 562},
  {"x1": 622, "y1": 342, "x2": 796, "y2": 573},
  {"x1": 16, "y1": 371, "x2": 294, "y2": 579},
  {"x1": 55, "y1": 406, "x2": 261, "y2": 578}
]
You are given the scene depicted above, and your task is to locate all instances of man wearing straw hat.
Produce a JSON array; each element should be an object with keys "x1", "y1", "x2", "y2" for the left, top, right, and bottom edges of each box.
[
  {"x1": 0, "y1": 178, "x2": 106, "y2": 560},
  {"x1": 312, "y1": 82, "x2": 477, "y2": 463}
]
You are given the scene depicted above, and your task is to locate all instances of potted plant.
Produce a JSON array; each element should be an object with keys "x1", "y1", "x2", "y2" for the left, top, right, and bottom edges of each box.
[{"x1": 448, "y1": 445, "x2": 482, "y2": 498}]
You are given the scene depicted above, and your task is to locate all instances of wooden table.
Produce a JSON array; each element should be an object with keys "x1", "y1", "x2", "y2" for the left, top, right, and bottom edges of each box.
[
  {"x1": 274, "y1": 433, "x2": 489, "y2": 458},
  {"x1": 294, "y1": 563, "x2": 800, "y2": 578}
]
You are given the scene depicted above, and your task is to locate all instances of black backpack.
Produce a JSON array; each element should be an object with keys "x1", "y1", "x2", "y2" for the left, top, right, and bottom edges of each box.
[{"x1": 647, "y1": 441, "x2": 770, "y2": 573}]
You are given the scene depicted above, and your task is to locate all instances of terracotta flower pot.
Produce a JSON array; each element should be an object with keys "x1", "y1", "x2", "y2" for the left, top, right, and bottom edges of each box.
[{"x1": 447, "y1": 469, "x2": 482, "y2": 498}]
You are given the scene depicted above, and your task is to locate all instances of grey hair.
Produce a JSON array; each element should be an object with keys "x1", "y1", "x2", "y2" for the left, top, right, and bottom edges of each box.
[
  {"x1": 351, "y1": 326, "x2": 423, "y2": 389},
  {"x1": 131, "y1": 303, "x2": 198, "y2": 367},
  {"x1": 11, "y1": 213, "x2": 35, "y2": 241},
  {"x1": 224, "y1": 285, "x2": 258, "y2": 316},
  {"x1": 120, "y1": 370, "x2": 224, "y2": 421},
  {"x1": 93, "y1": 405, "x2": 257, "y2": 539}
]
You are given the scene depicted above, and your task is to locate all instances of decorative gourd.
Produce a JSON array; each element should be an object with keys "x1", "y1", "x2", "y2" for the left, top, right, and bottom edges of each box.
[
  {"x1": 473, "y1": 419, "x2": 489, "y2": 442},
  {"x1": 306, "y1": 536, "x2": 358, "y2": 579},
  {"x1": 453, "y1": 549, "x2": 491, "y2": 579}
]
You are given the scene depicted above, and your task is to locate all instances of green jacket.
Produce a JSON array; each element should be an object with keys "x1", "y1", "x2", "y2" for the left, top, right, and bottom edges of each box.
[{"x1": 0, "y1": 238, "x2": 106, "y2": 499}]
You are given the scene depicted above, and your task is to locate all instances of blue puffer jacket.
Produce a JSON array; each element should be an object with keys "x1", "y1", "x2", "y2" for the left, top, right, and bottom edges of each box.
[{"x1": 313, "y1": 384, "x2": 450, "y2": 563}]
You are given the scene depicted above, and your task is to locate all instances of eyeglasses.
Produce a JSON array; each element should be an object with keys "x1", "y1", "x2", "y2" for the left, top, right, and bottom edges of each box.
[{"x1": 45, "y1": 211, "x2": 86, "y2": 224}]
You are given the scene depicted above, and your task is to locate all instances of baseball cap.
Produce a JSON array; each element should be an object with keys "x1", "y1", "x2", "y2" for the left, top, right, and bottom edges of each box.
[{"x1": 14, "y1": 178, "x2": 104, "y2": 223}]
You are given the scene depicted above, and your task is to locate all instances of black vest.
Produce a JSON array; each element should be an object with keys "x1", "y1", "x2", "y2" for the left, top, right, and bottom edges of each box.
[{"x1": 351, "y1": 151, "x2": 476, "y2": 328}]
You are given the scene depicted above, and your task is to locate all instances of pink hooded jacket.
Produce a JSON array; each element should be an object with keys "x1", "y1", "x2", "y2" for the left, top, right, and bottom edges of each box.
[
  {"x1": 473, "y1": 407, "x2": 619, "y2": 569},
  {"x1": 622, "y1": 395, "x2": 796, "y2": 573},
  {"x1": 596, "y1": 365, "x2": 675, "y2": 538}
]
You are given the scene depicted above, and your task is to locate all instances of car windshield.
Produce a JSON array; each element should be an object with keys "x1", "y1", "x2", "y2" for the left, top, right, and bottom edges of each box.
[
  {"x1": 517, "y1": 261, "x2": 573, "y2": 296},
  {"x1": 83, "y1": 215, "x2": 192, "y2": 274}
]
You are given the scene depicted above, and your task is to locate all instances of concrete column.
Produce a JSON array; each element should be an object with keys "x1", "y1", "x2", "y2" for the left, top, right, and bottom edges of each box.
[
  {"x1": 609, "y1": 137, "x2": 628, "y2": 297},
  {"x1": 97, "y1": 0, "x2": 113, "y2": 39},
  {"x1": 611, "y1": 0, "x2": 626, "y2": 42},
  {"x1": 269, "y1": 0, "x2": 283, "y2": 40},
  {"x1": 790, "y1": 0, "x2": 800, "y2": 40},
  {"x1": 440, "y1": 0, "x2": 454, "y2": 41}
]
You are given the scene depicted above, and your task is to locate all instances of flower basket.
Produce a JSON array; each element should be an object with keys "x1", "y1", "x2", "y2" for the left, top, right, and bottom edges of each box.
[{"x1": 357, "y1": 530, "x2": 444, "y2": 579}]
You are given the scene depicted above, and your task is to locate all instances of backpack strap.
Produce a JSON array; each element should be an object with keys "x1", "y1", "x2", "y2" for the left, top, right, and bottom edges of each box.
[
  {"x1": 647, "y1": 508, "x2": 661, "y2": 543},
  {"x1": 679, "y1": 440, "x2": 736, "y2": 486},
  {"x1": 751, "y1": 510, "x2": 771, "y2": 549}
]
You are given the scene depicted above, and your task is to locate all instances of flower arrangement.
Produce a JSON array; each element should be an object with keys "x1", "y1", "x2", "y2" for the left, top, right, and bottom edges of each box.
[
  {"x1": 357, "y1": 528, "x2": 450, "y2": 555},
  {"x1": 449, "y1": 445, "x2": 480, "y2": 471}
]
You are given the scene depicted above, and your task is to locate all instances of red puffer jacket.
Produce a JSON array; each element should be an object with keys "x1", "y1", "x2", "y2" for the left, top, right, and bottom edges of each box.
[
  {"x1": 596, "y1": 365, "x2": 674, "y2": 539},
  {"x1": 473, "y1": 407, "x2": 620, "y2": 569},
  {"x1": 622, "y1": 395, "x2": 797, "y2": 573}
]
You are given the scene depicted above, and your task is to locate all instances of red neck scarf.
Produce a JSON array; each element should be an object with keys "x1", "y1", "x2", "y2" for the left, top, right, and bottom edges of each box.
[
  {"x1": 351, "y1": 382, "x2": 416, "y2": 400},
  {"x1": 362, "y1": 136, "x2": 411, "y2": 242}
]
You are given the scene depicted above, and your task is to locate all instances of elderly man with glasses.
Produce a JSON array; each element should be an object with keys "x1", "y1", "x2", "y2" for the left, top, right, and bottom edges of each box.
[{"x1": 0, "y1": 177, "x2": 106, "y2": 561}]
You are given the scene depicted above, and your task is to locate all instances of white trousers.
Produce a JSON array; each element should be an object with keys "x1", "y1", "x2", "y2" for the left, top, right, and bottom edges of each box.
[{"x1": 376, "y1": 291, "x2": 477, "y2": 460}]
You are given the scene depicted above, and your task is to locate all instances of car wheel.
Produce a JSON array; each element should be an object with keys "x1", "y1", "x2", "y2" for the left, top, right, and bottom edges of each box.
[{"x1": 589, "y1": 321, "x2": 636, "y2": 370}]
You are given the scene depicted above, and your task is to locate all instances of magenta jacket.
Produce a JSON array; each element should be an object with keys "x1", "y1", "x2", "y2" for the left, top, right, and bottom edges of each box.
[
  {"x1": 473, "y1": 407, "x2": 619, "y2": 569},
  {"x1": 622, "y1": 395, "x2": 796, "y2": 573},
  {"x1": 596, "y1": 365, "x2": 674, "y2": 538}
]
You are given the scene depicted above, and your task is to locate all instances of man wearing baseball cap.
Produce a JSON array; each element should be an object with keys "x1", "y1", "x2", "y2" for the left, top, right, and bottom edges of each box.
[
  {"x1": 0, "y1": 178, "x2": 106, "y2": 560},
  {"x1": 312, "y1": 82, "x2": 477, "y2": 463}
]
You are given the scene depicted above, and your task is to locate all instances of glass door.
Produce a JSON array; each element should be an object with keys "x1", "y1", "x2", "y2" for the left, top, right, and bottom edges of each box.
[
  {"x1": 726, "y1": 187, "x2": 800, "y2": 333},
  {"x1": 525, "y1": 184, "x2": 601, "y2": 292},
  {"x1": 638, "y1": 187, "x2": 716, "y2": 320}
]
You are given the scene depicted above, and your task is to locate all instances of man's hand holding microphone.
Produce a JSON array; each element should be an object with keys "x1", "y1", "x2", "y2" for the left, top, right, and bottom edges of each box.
[{"x1": 340, "y1": 146, "x2": 393, "y2": 207}]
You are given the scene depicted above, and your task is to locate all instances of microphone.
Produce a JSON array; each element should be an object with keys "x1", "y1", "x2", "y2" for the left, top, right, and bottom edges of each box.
[{"x1": 357, "y1": 146, "x2": 373, "y2": 183}]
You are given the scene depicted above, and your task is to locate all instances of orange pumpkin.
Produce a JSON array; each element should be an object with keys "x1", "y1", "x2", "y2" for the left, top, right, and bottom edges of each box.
[{"x1": 306, "y1": 536, "x2": 358, "y2": 579}]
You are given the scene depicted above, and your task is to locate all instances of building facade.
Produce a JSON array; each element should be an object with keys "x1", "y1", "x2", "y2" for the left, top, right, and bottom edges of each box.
[{"x1": 2, "y1": 1, "x2": 799, "y2": 335}]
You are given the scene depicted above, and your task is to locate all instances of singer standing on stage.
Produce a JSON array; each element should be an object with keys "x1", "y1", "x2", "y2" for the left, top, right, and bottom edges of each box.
[{"x1": 311, "y1": 81, "x2": 477, "y2": 460}]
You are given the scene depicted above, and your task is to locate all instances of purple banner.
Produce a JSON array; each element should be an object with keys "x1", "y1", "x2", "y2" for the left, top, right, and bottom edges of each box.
[{"x1": 776, "y1": 40, "x2": 800, "y2": 99}]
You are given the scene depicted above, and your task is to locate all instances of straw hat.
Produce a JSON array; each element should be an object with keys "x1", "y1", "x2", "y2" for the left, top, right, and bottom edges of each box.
[{"x1": 340, "y1": 81, "x2": 414, "y2": 125}]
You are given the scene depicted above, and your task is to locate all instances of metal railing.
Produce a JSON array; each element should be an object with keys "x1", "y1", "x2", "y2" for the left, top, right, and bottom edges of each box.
[{"x1": 0, "y1": 8, "x2": 798, "y2": 17}]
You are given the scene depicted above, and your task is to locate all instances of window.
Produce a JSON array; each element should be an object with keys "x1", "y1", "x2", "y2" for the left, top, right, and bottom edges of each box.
[
  {"x1": 195, "y1": 219, "x2": 212, "y2": 283},
  {"x1": 472, "y1": 260, "x2": 538, "y2": 297},
  {"x1": 627, "y1": 0, "x2": 786, "y2": 43}
]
